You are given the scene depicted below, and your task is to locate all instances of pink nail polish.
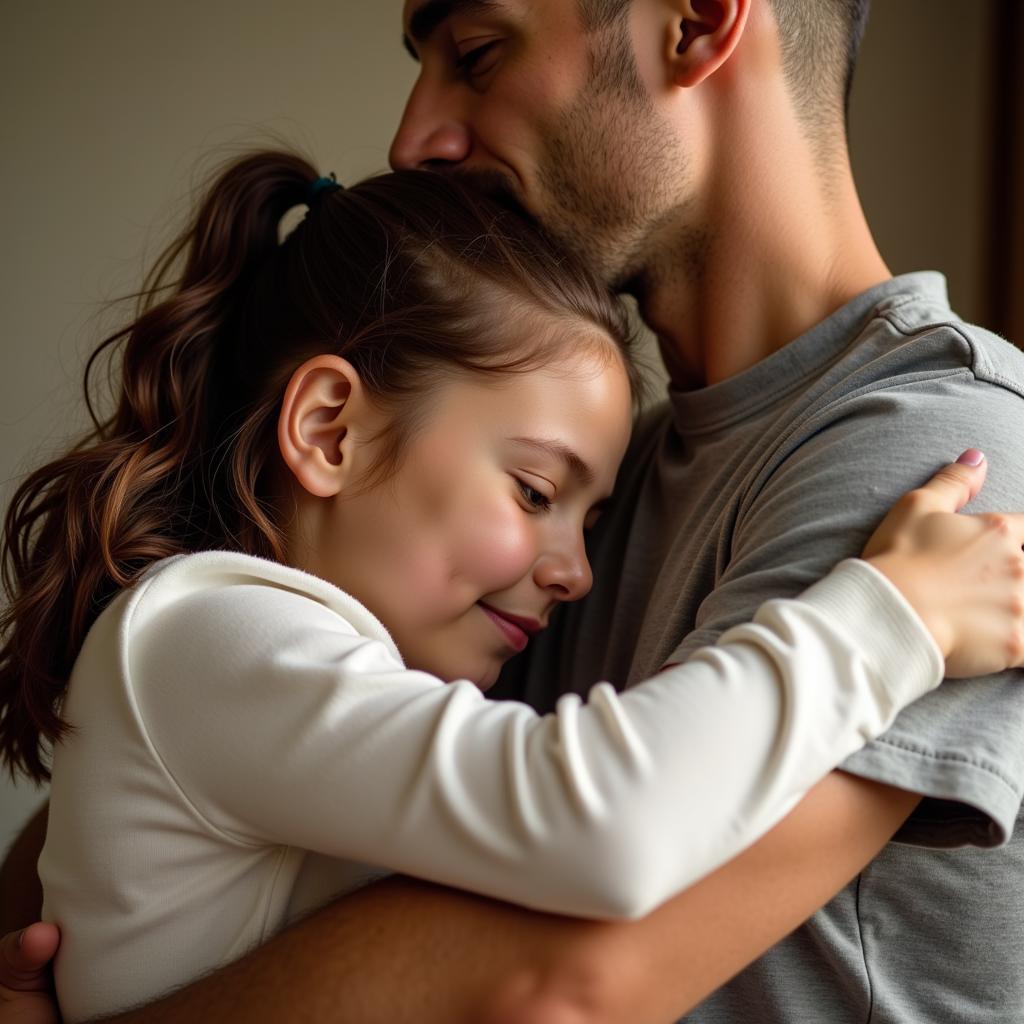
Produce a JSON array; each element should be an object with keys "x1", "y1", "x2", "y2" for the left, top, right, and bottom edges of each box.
[{"x1": 956, "y1": 449, "x2": 985, "y2": 467}]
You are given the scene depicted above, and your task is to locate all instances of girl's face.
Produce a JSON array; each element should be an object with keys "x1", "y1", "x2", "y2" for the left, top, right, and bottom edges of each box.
[{"x1": 295, "y1": 345, "x2": 632, "y2": 688}]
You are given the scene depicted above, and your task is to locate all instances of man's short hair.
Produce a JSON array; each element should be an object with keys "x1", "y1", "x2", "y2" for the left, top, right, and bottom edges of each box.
[
  {"x1": 578, "y1": 0, "x2": 871, "y2": 140},
  {"x1": 769, "y1": 0, "x2": 871, "y2": 136},
  {"x1": 578, "y1": 0, "x2": 631, "y2": 32}
]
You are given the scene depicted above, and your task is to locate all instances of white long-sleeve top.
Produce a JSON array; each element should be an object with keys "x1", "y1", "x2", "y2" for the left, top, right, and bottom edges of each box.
[{"x1": 40, "y1": 550, "x2": 942, "y2": 1022}]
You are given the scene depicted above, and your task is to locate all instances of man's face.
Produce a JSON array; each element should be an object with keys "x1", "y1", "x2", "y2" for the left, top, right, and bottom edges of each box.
[{"x1": 392, "y1": 0, "x2": 687, "y2": 288}]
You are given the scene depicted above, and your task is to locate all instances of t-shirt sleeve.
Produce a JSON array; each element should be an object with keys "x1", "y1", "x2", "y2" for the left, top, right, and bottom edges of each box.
[
  {"x1": 669, "y1": 372, "x2": 1024, "y2": 847},
  {"x1": 127, "y1": 560, "x2": 939, "y2": 921}
]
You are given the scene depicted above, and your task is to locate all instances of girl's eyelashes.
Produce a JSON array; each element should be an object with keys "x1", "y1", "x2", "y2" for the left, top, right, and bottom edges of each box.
[
  {"x1": 515, "y1": 477, "x2": 553, "y2": 513},
  {"x1": 455, "y1": 40, "x2": 501, "y2": 79},
  {"x1": 584, "y1": 499, "x2": 611, "y2": 532}
]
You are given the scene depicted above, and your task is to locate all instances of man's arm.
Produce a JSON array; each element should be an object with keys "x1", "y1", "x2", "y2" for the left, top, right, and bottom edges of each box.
[
  {"x1": 79, "y1": 772, "x2": 912, "y2": 1024},
  {"x1": 0, "y1": 805, "x2": 46, "y2": 936},
  {"x1": 0, "y1": 923, "x2": 59, "y2": 1024},
  {"x1": 698, "y1": 387, "x2": 1024, "y2": 846},
  {"x1": 2, "y1": 777, "x2": 913, "y2": 1023}
]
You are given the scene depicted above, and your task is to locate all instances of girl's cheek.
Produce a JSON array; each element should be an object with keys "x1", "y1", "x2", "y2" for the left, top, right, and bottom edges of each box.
[{"x1": 461, "y1": 500, "x2": 539, "y2": 580}]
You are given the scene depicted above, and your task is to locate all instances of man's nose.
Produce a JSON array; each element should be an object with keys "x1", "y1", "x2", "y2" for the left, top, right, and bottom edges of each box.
[{"x1": 389, "y1": 86, "x2": 472, "y2": 170}]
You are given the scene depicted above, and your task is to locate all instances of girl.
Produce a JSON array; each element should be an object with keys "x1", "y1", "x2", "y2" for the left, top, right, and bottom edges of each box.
[{"x1": 1, "y1": 151, "x2": 1023, "y2": 1023}]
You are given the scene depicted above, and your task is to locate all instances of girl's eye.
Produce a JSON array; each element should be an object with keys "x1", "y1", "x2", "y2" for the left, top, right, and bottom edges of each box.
[
  {"x1": 516, "y1": 479, "x2": 552, "y2": 512},
  {"x1": 455, "y1": 40, "x2": 500, "y2": 78}
]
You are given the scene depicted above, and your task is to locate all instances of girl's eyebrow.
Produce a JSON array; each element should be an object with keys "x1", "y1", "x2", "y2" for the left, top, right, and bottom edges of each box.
[
  {"x1": 509, "y1": 437, "x2": 595, "y2": 487},
  {"x1": 403, "y1": 0, "x2": 503, "y2": 60}
]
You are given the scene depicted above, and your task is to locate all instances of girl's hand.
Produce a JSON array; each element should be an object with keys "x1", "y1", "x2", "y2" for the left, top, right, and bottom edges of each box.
[
  {"x1": 0, "y1": 923, "x2": 59, "y2": 1024},
  {"x1": 863, "y1": 450, "x2": 1024, "y2": 678}
]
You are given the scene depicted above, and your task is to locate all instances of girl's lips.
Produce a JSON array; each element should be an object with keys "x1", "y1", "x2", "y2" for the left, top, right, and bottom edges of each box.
[{"x1": 478, "y1": 603, "x2": 537, "y2": 653}]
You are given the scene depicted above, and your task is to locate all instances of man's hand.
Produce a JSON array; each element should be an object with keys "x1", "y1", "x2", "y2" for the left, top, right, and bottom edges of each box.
[
  {"x1": 0, "y1": 805, "x2": 48, "y2": 937},
  {"x1": 0, "y1": 923, "x2": 60, "y2": 1024}
]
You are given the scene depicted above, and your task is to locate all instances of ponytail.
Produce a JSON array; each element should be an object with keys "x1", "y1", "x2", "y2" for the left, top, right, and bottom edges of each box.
[
  {"x1": 1, "y1": 150, "x2": 639, "y2": 784},
  {"x1": 0, "y1": 152, "x2": 318, "y2": 781}
]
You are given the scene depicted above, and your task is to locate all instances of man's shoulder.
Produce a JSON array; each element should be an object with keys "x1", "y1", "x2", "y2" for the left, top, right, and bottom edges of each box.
[
  {"x1": 794, "y1": 299, "x2": 1024, "y2": 460},
  {"x1": 855, "y1": 286, "x2": 1024, "y2": 398}
]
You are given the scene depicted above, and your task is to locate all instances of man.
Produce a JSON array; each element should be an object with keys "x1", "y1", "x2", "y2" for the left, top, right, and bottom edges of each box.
[
  {"x1": 4, "y1": 0, "x2": 1024, "y2": 1019},
  {"x1": 393, "y1": 3, "x2": 1024, "y2": 1020}
]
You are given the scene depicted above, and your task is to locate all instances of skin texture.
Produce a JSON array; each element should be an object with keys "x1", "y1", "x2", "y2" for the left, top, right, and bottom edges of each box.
[
  {"x1": 392, "y1": 0, "x2": 890, "y2": 387},
  {"x1": 0, "y1": 921, "x2": 59, "y2": 1024},
  {"x1": 394, "y1": 0, "x2": 690, "y2": 289},
  {"x1": 5, "y1": 1, "x2": 1024, "y2": 1022},
  {"x1": 278, "y1": 347, "x2": 632, "y2": 688}
]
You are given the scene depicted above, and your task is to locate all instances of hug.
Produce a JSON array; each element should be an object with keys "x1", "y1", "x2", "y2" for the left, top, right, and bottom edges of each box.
[{"x1": 2, "y1": 2, "x2": 1024, "y2": 1021}]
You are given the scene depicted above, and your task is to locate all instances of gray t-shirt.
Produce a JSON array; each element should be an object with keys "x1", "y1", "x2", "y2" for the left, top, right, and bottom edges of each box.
[{"x1": 508, "y1": 272, "x2": 1024, "y2": 1022}]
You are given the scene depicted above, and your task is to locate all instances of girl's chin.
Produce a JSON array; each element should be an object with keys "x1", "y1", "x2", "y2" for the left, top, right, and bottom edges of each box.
[
  {"x1": 473, "y1": 665, "x2": 501, "y2": 691},
  {"x1": 452, "y1": 659, "x2": 499, "y2": 692}
]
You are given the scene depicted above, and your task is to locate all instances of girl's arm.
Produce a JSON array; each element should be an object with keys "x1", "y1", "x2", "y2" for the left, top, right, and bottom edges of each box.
[
  {"x1": 116, "y1": 457, "x2": 1022, "y2": 922},
  {"x1": 126, "y1": 556, "x2": 932, "y2": 922}
]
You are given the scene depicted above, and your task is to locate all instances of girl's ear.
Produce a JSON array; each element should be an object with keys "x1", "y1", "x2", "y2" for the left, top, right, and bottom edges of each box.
[
  {"x1": 277, "y1": 355, "x2": 379, "y2": 498},
  {"x1": 666, "y1": 0, "x2": 749, "y2": 88}
]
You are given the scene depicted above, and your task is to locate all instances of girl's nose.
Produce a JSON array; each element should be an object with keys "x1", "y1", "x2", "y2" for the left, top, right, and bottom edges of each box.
[{"x1": 533, "y1": 545, "x2": 594, "y2": 604}]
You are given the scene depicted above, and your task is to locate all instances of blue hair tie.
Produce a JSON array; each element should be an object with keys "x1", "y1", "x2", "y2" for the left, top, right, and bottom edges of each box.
[{"x1": 306, "y1": 173, "x2": 341, "y2": 207}]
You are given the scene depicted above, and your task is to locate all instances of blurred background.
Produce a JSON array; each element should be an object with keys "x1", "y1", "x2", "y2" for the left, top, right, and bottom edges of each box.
[{"x1": 1, "y1": 1, "x2": 1022, "y2": 849}]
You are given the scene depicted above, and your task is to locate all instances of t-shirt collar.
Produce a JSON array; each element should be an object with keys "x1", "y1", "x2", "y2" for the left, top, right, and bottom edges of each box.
[{"x1": 665, "y1": 271, "x2": 951, "y2": 436}]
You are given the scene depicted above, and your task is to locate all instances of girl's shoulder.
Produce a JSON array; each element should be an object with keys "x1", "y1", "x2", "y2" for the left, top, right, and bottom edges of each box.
[{"x1": 121, "y1": 550, "x2": 400, "y2": 663}]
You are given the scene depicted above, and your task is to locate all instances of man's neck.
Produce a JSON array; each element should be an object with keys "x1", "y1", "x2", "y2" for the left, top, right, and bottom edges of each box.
[{"x1": 633, "y1": 146, "x2": 890, "y2": 391}]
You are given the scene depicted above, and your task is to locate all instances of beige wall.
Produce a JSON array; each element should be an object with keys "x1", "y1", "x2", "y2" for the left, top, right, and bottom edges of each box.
[
  {"x1": 850, "y1": 0, "x2": 996, "y2": 324},
  {"x1": 0, "y1": 1, "x2": 417, "y2": 846},
  {"x1": 0, "y1": 2, "x2": 1001, "y2": 845}
]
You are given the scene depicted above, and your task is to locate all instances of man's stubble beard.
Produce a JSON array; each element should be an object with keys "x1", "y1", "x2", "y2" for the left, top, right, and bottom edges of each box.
[{"x1": 534, "y1": 22, "x2": 709, "y2": 295}]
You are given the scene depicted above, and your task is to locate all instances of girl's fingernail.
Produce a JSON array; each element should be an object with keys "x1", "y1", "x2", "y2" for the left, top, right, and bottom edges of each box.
[
  {"x1": 16, "y1": 928, "x2": 24, "y2": 949},
  {"x1": 956, "y1": 449, "x2": 985, "y2": 467}
]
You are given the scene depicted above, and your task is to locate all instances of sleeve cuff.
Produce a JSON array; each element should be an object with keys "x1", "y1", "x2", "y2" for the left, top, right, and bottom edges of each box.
[{"x1": 797, "y1": 558, "x2": 944, "y2": 707}]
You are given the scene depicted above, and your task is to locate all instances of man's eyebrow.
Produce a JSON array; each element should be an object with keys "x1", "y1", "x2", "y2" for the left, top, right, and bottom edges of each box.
[
  {"x1": 403, "y1": 0, "x2": 502, "y2": 61},
  {"x1": 510, "y1": 437, "x2": 595, "y2": 487}
]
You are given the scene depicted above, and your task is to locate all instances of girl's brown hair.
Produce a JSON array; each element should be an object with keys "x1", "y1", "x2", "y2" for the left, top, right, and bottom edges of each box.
[{"x1": 0, "y1": 149, "x2": 639, "y2": 782}]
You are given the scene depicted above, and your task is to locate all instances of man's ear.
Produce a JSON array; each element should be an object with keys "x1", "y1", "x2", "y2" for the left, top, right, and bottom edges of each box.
[
  {"x1": 667, "y1": 0, "x2": 749, "y2": 88},
  {"x1": 277, "y1": 354, "x2": 378, "y2": 499}
]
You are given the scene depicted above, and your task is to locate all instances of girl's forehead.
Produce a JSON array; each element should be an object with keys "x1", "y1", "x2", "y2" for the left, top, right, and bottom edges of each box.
[{"x1": 431, "y1": 349, "x2": 633, "y2": 477}]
